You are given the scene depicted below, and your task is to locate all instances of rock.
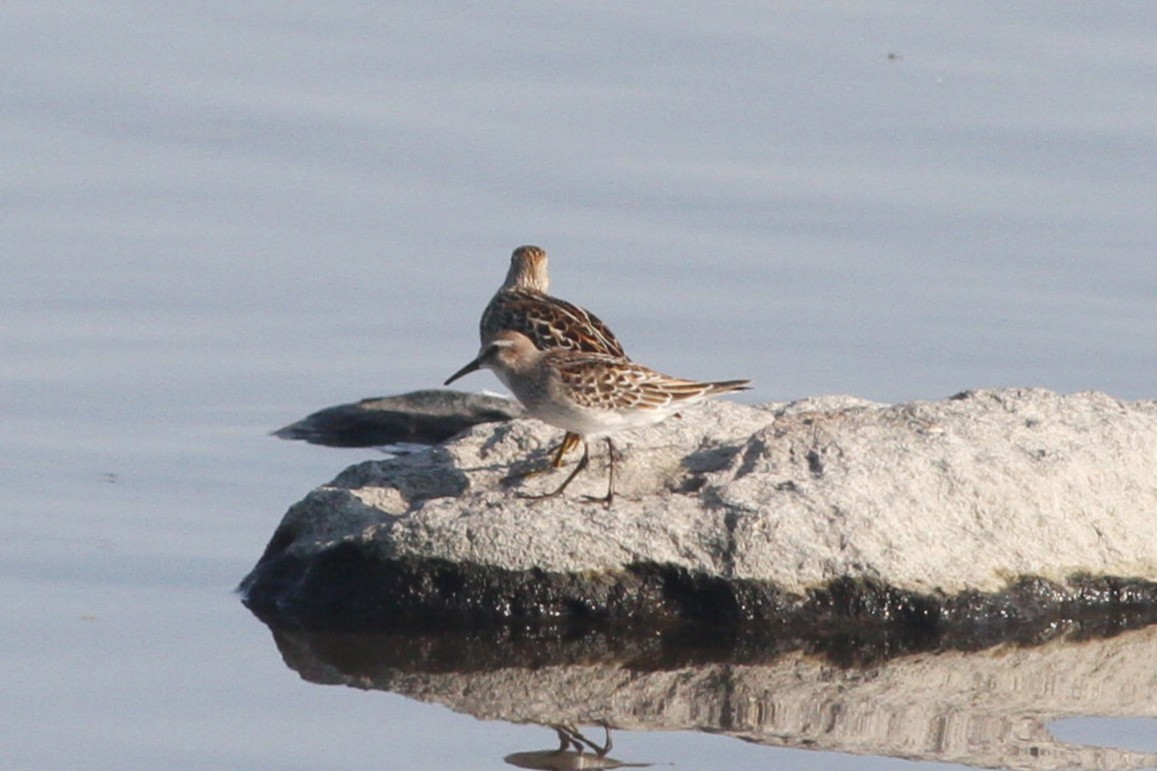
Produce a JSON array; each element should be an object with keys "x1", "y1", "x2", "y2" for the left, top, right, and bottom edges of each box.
[
  {"x1": 271, "y1": 388, "x2": 523, "y2": 447},
  {"x1": 242, "y1": 388, "x2": 1157, "y2": 632}
]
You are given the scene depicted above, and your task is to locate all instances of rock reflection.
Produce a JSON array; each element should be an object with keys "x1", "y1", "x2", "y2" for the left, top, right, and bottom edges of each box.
[
  {"x1": 254, "y1": 618, "x2": 1157, "y2": 770},
  {"x1": 504, "y1": 724, "x2": 651, "y2": 770}
]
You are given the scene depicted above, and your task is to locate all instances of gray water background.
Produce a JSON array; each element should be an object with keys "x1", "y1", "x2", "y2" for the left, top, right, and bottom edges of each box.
[{"x1": 3, "y1": 3, "x2": 1156, "y2": 768}]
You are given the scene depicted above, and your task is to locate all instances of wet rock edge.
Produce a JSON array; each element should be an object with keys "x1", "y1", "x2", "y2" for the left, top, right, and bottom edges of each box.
[{"x1": 239, "y1": 542, "x2": 1157, "y2": 660}]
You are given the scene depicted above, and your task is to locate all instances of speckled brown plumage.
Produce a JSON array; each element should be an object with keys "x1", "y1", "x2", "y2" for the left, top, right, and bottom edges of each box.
[
  {"x1": 479, "y1": 245, "x2": 626, "y2": 358},
  {"x1": 464, "y1": 245, "x2": 627, "y2": 468},
  {"x1": 446, "y1": 330, "x2": 750, "y2": 506},
  {"x1": 546, "y1": 351, "x2": 749, "y2": 413}
]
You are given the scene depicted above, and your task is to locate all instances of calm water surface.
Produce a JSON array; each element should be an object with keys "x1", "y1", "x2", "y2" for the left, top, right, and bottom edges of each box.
[{"x1": 3, "y1": 3, "x2": 1155, "y2": 768}]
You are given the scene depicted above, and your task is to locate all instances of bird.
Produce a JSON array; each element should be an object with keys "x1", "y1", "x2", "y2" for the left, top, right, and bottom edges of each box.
[
  {"x1": 452, "y1": 245, "x2": 628, "y2": 468},
  {"x1": 444, "y1": 330, "x2": 750, "y2": 506}
]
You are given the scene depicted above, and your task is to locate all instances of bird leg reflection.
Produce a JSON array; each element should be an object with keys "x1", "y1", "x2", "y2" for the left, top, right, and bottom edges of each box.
[{"x1": 552, "y1": 722, "x2": 612, "y2": 758}]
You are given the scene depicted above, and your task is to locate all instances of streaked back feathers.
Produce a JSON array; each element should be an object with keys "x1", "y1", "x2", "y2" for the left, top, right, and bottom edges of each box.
[{"x1": 481, "y1": 245, "x2": 626, "y2": 357}]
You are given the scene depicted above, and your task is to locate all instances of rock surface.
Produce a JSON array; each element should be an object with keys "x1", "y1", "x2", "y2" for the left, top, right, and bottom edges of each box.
[{"x1": 243, "y1": 388, "x2": 1157, "y2": 630}]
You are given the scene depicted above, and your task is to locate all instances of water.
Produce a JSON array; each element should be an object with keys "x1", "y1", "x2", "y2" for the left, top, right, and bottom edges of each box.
[{"x1": 3, "y1": 2, "x2": 1155, "y2": 768}]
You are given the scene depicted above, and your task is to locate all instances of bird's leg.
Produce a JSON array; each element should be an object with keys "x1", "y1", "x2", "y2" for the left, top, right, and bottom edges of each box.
[
  {"x1": 552, "y1": 431, "x2": 582, "y2": 468},
  {"x1": 582, "y1": 437, "x2": 616, "y2": 508},
  {"x1": 504, "y1": 431, "x2": 581, "y2": 483},
  {"x1": 518, "y1": 440, "x2": 589, "y2": 501},
  {"x1": 606, "y1": 437, "x2": 616, "y2": 506}
]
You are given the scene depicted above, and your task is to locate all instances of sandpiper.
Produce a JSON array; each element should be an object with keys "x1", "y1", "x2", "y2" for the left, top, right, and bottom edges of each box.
[
  {"x1": 455, "y1": 245, "x2": 628, "y2": 467},
  {"x1": 480, "y1": 245, "x2": 625, "y2": 358},
  {"x1": 444, "y1": 330, "x2": 750, "y2": 506}
]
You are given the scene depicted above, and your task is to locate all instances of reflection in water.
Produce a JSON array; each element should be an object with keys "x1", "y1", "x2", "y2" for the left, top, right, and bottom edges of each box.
[
  {"x1": 253, "y1": 616, "x2": 1157, "y2": 770},
  {"x1": 504, "y1": 724, "x2": 651, "y2": 770}
]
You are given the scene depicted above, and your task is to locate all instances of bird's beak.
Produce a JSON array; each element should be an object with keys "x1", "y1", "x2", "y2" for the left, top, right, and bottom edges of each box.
[{"x1": 443, "y1": 356, "x2": 482, "y2": 386}]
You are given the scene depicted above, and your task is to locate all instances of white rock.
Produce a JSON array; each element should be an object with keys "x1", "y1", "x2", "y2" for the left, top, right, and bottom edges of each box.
[{"x1": 242, "y1": 388, "x2": 1157, "y2": 625}]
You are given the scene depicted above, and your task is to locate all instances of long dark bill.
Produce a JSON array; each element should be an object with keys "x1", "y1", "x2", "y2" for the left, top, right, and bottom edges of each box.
[{"x1": 443, "y1": 357, "x2": 482, "y2": 386}]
